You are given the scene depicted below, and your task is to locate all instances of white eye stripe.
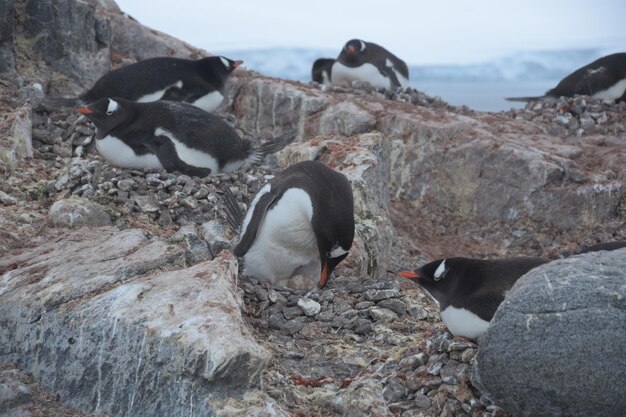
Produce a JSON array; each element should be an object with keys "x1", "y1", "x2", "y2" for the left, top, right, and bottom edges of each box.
[
  {"x1": 434, "y1": 259, "x2": 446, "y2": 280},
  {"x1": 329, "y1": 245, "x2": 348, "y2": 258},
  {"x1": 359, "y1": 40, "x2": 366, "y2": 51},
  {"x1": 220, "y1": 56, "x2": 230, "y2": 68},
  {"x1": 106, "y1": 99, "x2": 118, "y2": 114}
]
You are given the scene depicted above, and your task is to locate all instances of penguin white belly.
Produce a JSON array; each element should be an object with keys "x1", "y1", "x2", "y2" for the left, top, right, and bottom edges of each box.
[
  {"x1": 440, "y1": 306, "x2": 490, "y2": 340},
  {"x1": 242, "y1": 188, "x2": 318, "y2": 285},
  {"x1": 331, "y1": 62, "x2": 391, "y2": 90},
  {"x1": 96, "y1": 135, "x2": 162, "y2": 169},
  {"x1": 592, "y1": 78, "x2": 626, "y2": 100},
  {"x1": 192, "y1": 91, "x2": 224, "y2": 112},
  {"x1": 136, "y1": 80, "x2": 183, "y2": 103},
  {"x1": 155, "y1": 128, "x2": 220, "y2": 172}
]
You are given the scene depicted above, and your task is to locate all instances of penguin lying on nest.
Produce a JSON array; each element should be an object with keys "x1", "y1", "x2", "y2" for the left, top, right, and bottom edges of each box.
[{"x1": 77, "y1": 97, "x2": 295, "y2": 177}]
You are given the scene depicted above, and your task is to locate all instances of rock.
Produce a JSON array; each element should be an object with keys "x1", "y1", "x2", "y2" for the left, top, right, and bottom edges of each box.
[
  {"x1": 377, "y1": 298, "x2": 407, "y2": 316},
  {"x1": 280, "y1": 318, "x2": 305, "y2": 336},
  {"x1": 319, "y1": 102, "x2": 376, "y2": 136},
  {"x1": 132, "y1": 194, "x2": 160, "y2": 213},
  {"x1": 297, "y1": 297, "x2": 321, "y2": 317},
  {"x1": 369, "y1": 307, "x2": 398, "y2": 323},
  {"x1": 48, "y1": 197, "x2": 111, "y2": 228},
  {"x1": 473, "y1": 249, "x2": 626, "y2": 417},
  {"x1": 383, "y1": 377, "x2": 407, "y2": 403},
  {"x1": 0, "y1": 369, "x2": 33, "y2": 410},
  {"x1": 0, "y1": 106, "x2": 33, "y2": 168},
  {"x1": 0, "y1": 228, "x2": 269, "y2": 417},
  {"x1": 365, "y1": 289, "x2": 401, "y2": 302},
  {"x1": 200, "y1": 220, "x2": 231, "y2": 254},
  {"x1": 0, "y1": 191, "x2": 17, "y2": 206}
]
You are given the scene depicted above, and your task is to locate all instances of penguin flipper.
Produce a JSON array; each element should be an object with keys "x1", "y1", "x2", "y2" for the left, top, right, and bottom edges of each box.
[
  {"x1": 147, "y1": 135, "x2": 212, "y2": 177},
  {"x1": 380, "y1": 65, "x2": 402, "y2": 89},
  {"x1": 222, "y1": 185, "x2": 245, "y2": 232},
  {"x1": 233, "y1": 190, "x2": 280, "y2": 257},
  {"x1": 246, "y1": 132, "x2": 298, "y2": 167}
]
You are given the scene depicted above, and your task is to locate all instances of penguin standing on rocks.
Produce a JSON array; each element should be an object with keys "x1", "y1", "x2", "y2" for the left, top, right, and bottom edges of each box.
[
  {"x1": 46, "y1": 56, "x2": 243, "y2": 112},
  {"x1": 331, "y1": 39, "x2": 410, "y2": 90},
  {"x1": 225, "y1": 160, "x2": 354, "y2": 288},
  {"x1": 76, "y1": 97, "x2": 295, "y2": 177},
  {"x1": 399, "y1": 257, "x2": 549, "y2": 339},
  {"x1": 507, "y1": 53, "x2": 626, "y2": 102},
  {"x1": 311, "y1": 58, "x2": 335, "y2": 86}
]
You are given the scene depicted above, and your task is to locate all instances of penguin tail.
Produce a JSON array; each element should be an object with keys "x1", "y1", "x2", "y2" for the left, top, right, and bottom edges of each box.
[
  {"x1": 504, "y1": 95, "x2": 546, "y2": 103},
  {"x1": 39, "y1": 97, "x2": 82, "y2": 110},
  {"x1": 245, "y1": 131, "x2": 298, "y2": 166},
  {"x1": 221, "y1": 185, "x2": 244, "y2": 232}
]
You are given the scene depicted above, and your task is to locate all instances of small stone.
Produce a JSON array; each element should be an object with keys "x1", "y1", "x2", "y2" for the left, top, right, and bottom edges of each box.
[
  {"x1": 430, "y1": 333, "x2": 452, "y2": 352},
  {"x1": 117, "y1": 178, "x2": 135, "y2": 191},
  {"x1": 353, "y1": 321, "x2": 373, "y2": 335},
  {"x1": 48, "y1": 197, "x2": 111, "y2": 228},
  {"x1": 413, "y1": 393, "x2": 432, "y2": 409},
  {"x1": 54, "y1": 173, "x2": 69, "y2": 191},
  {"x1": 426, "y1": 360, "x2": 443, "y2": 375},
  {"x1": 355, "y1": 301, "x2": 374, "y2": 310},
  {"x1": 281, "y1": 318, "x2": 305, "y2": 335},
  {"x1": 377, "y1": 298, "x2": 407, "y2": 315},
  {"x1": 319, "y1": 290, "x2": 335, "y2": 302},
  {"x1": 332, "y1": 301, "x2": 353, "y2": 314},
  {"x1": 181, "y1": 196, "x2": 198, "y2": 210},
  {"x1": 408, "y1": 304, "x2": 428, "y2": 320},
  {"x1": 297, "y1": 298, "x2": 321, "y2": 317},
  {"x1": 287, "y1": 274, "x2": 317, "y2": 290},
  {"x1": 268, "y1": 313, "x2": 285, "y2": 329},
  {"x1": 383, "y1": 377, "x2": 407, "y2": 402},
  {"x1": 200, "y1": 220, "x2": 230, "y2": 253},
  {"x1": 364, "y1": 289, "x2": 400, "y2": 301},
  {"x1": 133, "y1": 194, "x2": 160, "y2": 212},
  {"x1": 399, "y1": 353, "x2": 428, "y2": 370},
  {"x1": 460, "y1": 348, "x2": 476, "y2": 364},
  {"x1": 282, "y1": 306, "x2": 303, "y2": 320},
  {"x1": 369, "y1": 307, "x2": 398, "y2": 323},
  {"x1": 0, "y1": 191, "x2": 17, "y2": 205},
  {"x1": 439, "y1": 360, "x2": 461, "y2": 384},
  {"x1": 580, "y1": 115, "x2": 595, "y2": 129},
  {"x1": 315, "y1": 310, "x2": 335, "y2": 322}
]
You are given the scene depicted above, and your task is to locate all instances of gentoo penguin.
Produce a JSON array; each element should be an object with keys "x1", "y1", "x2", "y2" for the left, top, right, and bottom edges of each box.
[
  {"x1": 46, "y1": 56, "x2": 242, "y2": 112},
  {"x1": 331, "y1": 39, "x2": 410, "y2": 90},
  {"x1": 226, "y1": 160, "x2": 354, "y2": 288},
  {"x1": 311, "y1": 58, "x2": 335, "y2": 86},
  {"x1": 399, "y1": 256, "x2": 548, "y2": 339},
  {"x1": 507, "y1": 53, "x2": 626, "y2": 102},
  {"x1": 76, "y1": 97, "x2": 295, "y2": 177}
]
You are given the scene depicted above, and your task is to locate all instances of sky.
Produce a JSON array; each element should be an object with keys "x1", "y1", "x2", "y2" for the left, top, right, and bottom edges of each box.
[{"x1": 114, "y1": 0, "x2": 626, "y2": 65}]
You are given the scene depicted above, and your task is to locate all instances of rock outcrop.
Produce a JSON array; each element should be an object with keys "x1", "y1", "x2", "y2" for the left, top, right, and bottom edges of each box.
[
  {"x1": 473, "y1": 248, "x2": 626, "y2": 417},
  {"x1": 0, "y1": 227, "x2": 270, "y2": 416},
  {"x1": 1, "y1": 0, "x2": 625, "y2": 416}
]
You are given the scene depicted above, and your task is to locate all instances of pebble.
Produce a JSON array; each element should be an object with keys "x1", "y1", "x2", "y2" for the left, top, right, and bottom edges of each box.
[
  {"x1": 383, "y1": 377, "x2": 408, "y2": 402},
  {"x1": 377, "y1": 298, "x2": 407, "y2": 316},
  {"x1": 280, "y1": 318, "x2": 305, "y2": 335},
  {"x1": 297, "y1": 298, "x2": 321, "y2": 317},
  {"x1": 282, "y1": 306, "x2": 303, "y2": 320},
  {"x1": 364, "y1": 289, "x2": 400, "y2": 301},
  {"x1": 369, "y1": 307, "x2": 398, "y2": 323},
  {"x1": 0, "y1": 191, "x2": 18, "y2": 205}
]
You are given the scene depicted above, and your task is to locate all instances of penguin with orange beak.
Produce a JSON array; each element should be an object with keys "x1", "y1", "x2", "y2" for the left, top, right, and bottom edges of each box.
[
  {"x1": 226, "y1": 161, "x2": 354, "y2": 288},
  {"x1": 399, "y1": 257, "x2": 548, "y2": 339}
]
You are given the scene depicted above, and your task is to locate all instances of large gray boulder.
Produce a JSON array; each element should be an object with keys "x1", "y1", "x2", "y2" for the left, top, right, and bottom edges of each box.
[
  {"x1": 0, "y1": 227, "x2": 270, "y2": 417},
  {"x1": 473, "y1": 248, "x2": 626, "y2": 417}
]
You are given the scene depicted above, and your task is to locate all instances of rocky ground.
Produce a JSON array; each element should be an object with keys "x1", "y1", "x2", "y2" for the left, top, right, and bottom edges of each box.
[{"x1": 3, "y1": 76, "x2": 625, "y2": 416}]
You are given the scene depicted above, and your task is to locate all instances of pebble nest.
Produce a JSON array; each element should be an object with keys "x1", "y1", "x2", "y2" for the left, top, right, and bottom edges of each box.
[{"x1": 5, "y1": 85, "x2": 626, "y2": 416}]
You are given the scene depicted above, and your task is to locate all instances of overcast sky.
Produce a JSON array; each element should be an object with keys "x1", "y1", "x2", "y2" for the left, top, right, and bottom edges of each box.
[{"x1": 115, "y1": 0, "x2": 626, "y2": 65}]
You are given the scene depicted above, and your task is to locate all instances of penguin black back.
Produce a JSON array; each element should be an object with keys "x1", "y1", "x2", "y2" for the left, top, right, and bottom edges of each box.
[{"x1": 507, "y1": 53, "x2": 626, "y2": 102}]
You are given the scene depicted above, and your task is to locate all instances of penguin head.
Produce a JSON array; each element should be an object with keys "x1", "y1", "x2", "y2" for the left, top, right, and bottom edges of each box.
[
  {"x1": 218, "y1": 56, "x2": 243, "y2": 73},
  {"x1": 399, "y1": 258, "x2": 456, "y2": 300},
  {"x1": 340, "y1": 39, "x2": 367, "y2": 65},
  {"x1": 318, "y1": 241, "x2": 352, "y2": 289},
  {"x1": 76, "y1": 97, "x2": 132, "y2": 138}
]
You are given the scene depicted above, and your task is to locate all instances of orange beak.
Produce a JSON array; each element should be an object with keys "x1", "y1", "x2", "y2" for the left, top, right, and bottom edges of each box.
[
  {"x1": 398, "y1": 270, "x2": 419, "y2": 279},
  {"x1": 232, "y1": 60, "x2": 243, "y2": 68},
  {"x1": 319, "y1": 262, "x2": 329, "y2": 288},
  {"x1": 76, "y1": 106, "x2": 94, "y2": 115}
]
